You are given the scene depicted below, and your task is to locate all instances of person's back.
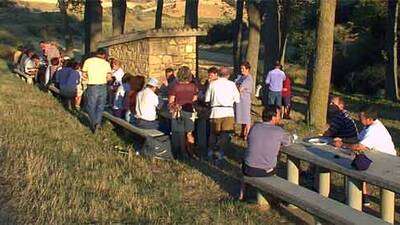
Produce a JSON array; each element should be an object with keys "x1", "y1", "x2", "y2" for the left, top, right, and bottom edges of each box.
[
  {"x1": 136, "y1": 87, "x2": 159, "y2": 122},
  {"x1": 169, "y1": 82, "x2": 198, "y2": 112},
  {"x1": 245, "y1": 122, "x2": 291, "y2": 171},
  {"x1": 206, "y1": 77, "x2": 240, "y2": 118},
  {"x1": 82, "y1": 57, "x2": 111, "y2": 85},
  {"x1": 359, "y1": 119, "x2": 396, "y2": 155},
  {"x1": 266, "y1": 68, "x2": 286, "y2": 92},
  {"x1": 58, "y1": 67, "x2": 80, "y2": 90}
]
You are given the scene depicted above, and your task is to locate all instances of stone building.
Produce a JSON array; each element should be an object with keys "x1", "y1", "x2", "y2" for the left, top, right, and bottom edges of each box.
[{"x1": 98, "y1": 28, "x2": 206, "y2": 80}]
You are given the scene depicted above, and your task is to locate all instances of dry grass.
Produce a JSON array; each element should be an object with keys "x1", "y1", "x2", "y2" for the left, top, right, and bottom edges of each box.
[{"x1": 0, "y1": 61, "x2": 293, "y2": 224}]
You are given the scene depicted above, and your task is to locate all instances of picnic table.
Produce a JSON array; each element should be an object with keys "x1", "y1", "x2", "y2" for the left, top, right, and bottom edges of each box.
[{"x1": 281, "y1": 140, "x2": 400, "y2": 223}]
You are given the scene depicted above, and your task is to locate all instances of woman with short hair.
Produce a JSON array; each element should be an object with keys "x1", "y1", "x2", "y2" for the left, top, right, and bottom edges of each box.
[
  {"x1": 235, "y1": 61, "x2": 253, "y2": 140},
  {"x1": 168, "y1": 66, "x2": 198, "y2": 159}
]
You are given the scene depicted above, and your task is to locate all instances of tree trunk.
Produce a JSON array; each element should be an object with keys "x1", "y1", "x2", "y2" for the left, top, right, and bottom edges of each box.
[
  {"x1": 58, "y1": 0, "x2": 73, "y2": 51},
  {"x1": 184, "y1": 0, "x2": 199, "y2": 28},
  {"x1": 246, "y1": 1, "x2": 262, "y2": 91},
  {"x1": 386, "y1": 0, "x2": 399, "y2": 101},
  {"x1": 305, "y1": 50, "x2": 315, "y2": 89},
  {"x1": 84, "y1": 0, "x2": 103, "y2": 56},
  {"x1": 155, "y1": 0, "x2": 164, "y2": 29},
  {"x1": 233, "y1": 0, "x2": 244, "y2": 76},
  {"x1": 308, "y1": 0, "x2": 337, "y2": 130},
  {"x1": 263, "y1": 0, "x2": 279, "y2": 73},
  {"x1": 112, "y1": 0, "x2": 126, "y2": 36}
]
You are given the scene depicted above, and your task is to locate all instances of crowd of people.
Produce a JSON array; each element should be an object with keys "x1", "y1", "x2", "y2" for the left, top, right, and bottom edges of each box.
[{"x1": 13, "y1": 43, "x2": 398, "y2": 204}]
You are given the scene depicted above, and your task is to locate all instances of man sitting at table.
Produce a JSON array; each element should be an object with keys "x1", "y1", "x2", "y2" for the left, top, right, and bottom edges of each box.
[
  {"x1": 334, "y1": 105, "x2": 396, "y2": 156},
  {"x1": 239, "y1": 106, "x2": 292, "y2": 200},
  {"x1": 333, "y1": 105, "x2": 397, "y2": 206},
  {"x1": 324, "y1": 96, "x2": 359, "y2": 143}
]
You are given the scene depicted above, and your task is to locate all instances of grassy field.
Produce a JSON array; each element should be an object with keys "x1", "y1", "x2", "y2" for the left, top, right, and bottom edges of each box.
[{"x1": 0, "y1": 60, "x2": 299, "y2": 224}]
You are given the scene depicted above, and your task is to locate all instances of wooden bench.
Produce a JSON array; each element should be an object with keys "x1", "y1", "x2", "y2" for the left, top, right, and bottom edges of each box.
[
  {"x1": 47, "y1": 84, "x2": 60, "y2": 95},
  {"x1": 12, "y1": 68, "x2": 34, "y2": 84},
  {"x1": 244, "y1": 176, "x2": 391, "y2": 225},
  {"x1": 46, "y1": 84, "x2": 166, "y2": 139},
  {"x1": 102, "y1": 111, "x2": 165, "y2": 138}
]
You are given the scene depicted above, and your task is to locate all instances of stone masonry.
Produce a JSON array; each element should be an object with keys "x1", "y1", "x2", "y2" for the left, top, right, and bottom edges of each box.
[{"x1": 98, "y1": 28, "x2": 206, "y2": 80}]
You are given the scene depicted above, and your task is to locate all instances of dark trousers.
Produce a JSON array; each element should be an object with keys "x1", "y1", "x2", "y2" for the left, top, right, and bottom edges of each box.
[
  {"x1": 242, "y1": 163, "x2": 276, "y2": 177},
  {"x1": 136, "y1": 118, "x2": 159, "y2": 130},
  {"x1": 85, "y1": 85, "x2": 107, "y2": 129}
]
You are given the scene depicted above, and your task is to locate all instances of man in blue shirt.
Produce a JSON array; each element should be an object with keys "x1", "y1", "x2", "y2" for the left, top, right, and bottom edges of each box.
[
  {"x1": 265, "y1": 61, "x2": 286, "y2": 106},
  {"x1": 239, "y1": 106, "x2": 292, "y2": 200}
]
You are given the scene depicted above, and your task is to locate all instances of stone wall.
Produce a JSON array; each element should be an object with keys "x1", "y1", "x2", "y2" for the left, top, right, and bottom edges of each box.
[
  {"x1": 108, "y1": 39, "x2": 150, "y2": 77},
  {"x1": 99, "y1": 28, "x2": 206, "y2": 81}
]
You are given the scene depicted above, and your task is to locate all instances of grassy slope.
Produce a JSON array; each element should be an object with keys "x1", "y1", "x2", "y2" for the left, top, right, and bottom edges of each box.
[{"x1": 0, "y1": 61, "x2": 291, "y2": 224}]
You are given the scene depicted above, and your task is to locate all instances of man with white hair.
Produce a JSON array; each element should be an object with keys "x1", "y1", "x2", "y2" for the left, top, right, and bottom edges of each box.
[{"x1": 135, "y1": 77, "x2": 161, "y2": 130}]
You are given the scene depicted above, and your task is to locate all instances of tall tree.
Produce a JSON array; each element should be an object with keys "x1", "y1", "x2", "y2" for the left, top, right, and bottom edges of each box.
[
  {"x1": 308, "y1": 0, "x2": 337, "y2": 130},
  {"x1": 262, "y1": 0, "x2": 291, "y2": 73},
  {"x1": 112, "y1": 0, "x2": 126, "y2": 36},
  {"x1": 84, "y1": 0, "x2": 103, "y2": 55},
  {"x1": 184, "y1": 0, "x2": 199, "y2": 28},
  {"x1": 246, "y1": 0, "x2": 262, "y2": 91},
  {"x1": 155, "y1": 0, "x2": 164, "y2": 29},
  {"x1": 58, "y1": 0, "x2": 73, "y2": 51},
  {"x1": 385, "y1": 0, "x2": 399, "y2": 101},
  {"x1": 233, "y1": 0, "x2": 244, "y2": 76}
]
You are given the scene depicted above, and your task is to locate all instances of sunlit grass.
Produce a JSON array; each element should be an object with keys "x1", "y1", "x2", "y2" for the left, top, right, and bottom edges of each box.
[{"x1": 0, "y1": 60, "x2": 287, "y2": 224}]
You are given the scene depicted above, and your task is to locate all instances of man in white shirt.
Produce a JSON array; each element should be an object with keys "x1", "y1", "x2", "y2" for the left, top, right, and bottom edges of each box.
[
  {"x1": 334, "y1": 106, "x2": 396, "y2": 155},
  {"x1": 205, "y1": 67, "x2": 240, "y2": 162},
  {"x1": 265, "y1": 61, "x2": 286, "y2": 106},
  {"x1": 135, "y1": 77, "x2": 161, "y2": 130},
  {"x1": 333, "y1": 105, "x2": 397, "y2": 206}
]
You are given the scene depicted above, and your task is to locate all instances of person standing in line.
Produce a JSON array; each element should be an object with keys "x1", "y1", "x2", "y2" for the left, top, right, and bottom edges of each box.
[
  {"x1": 168, "y1": 66, "x2": 198, "y2": 159},
  {"x1": 265, "y1": 61, "x2": 286, "y2": 106},
  {"x1": 82, "y1": 48, "x2": 112, "y2": 133},
  {"x1": 57, "y1": 60, "x2": 81, "y2": 110},
  {"x1": 196, "y1": 67, "x2": 219, "y2": 159},
  {"x1": 281, "y1": 74, "x2": 292, "y2": 119},
  {"x1": 235, "y1": 61, "x2": 253, "y2": 140},
  {"x1": 205, "y1": 67, "x2": 240, "y2": 164}
]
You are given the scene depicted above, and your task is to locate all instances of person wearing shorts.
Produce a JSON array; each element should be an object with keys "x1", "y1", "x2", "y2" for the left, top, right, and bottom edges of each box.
[
  {"x1": 265, "y1": 61, "x2": 286, "y2": 106},
  {"x1": 205, "y1": 67, "x2": 240, "y2": 162}
]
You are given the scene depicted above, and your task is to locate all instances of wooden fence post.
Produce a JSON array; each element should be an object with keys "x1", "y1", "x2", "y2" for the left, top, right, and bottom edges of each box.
[
  {"x1": 346, "y1": 177, "x2": 362, "y2": 211},
  {"x1": 317, "y1": 167, "x2": 330, "y2": 197},
  {"x1": 287, "y1": 156, "x2": 299, "y2": 209},
  {"x1": 381, "y1": 188, "x2": 395, "y2": 224}
]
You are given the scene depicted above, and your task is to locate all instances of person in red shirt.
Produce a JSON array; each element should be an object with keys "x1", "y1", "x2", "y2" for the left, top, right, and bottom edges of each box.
[
  {"x1": 282, "y1": 74, "x2": 292, "y2": 119},
  {"x1": 168, "y1": 66, "x2": 198, "y2": 159}
]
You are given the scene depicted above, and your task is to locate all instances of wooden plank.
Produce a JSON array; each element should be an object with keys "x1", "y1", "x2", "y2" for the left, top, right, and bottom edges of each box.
[
  {"x1": 103, "y1": 111, "x2": 165, "y2": 138},
  {"x1": 282, "y1": 143, "x2": 400, "y2": 194},
  {"x1": 12, "y1": 68, "x2": 33, "y2": 83},
  {"x1": 47, "y1": 84, "x2": 164, "y2": 138},
  {"x1": 48, "y1": 85, "x2": 60, "y2": 94},
  {"x1": 244, "y1": 176, "x2": 390, "y2": 225}
]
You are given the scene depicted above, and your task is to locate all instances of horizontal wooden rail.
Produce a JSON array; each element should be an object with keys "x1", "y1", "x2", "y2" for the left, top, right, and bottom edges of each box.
[{"x1": 245, "y1": 176, "x2": 391, "y2": 225}]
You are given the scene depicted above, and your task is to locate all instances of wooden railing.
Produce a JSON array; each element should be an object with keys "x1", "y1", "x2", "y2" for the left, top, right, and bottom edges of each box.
[{"x1": 282, "y1": 142, "x2": 399, "y2": 224}]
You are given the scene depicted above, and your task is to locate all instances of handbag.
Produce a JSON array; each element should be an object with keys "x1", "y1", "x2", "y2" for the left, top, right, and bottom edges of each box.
[{"x1": 351, "y1": 153, "x2": 373, "y2": 171}]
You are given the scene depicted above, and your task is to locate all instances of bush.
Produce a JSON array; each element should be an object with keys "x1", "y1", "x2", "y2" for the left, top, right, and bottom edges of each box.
[
  {"x1": 339, "y1": 65, "x2": 386, "y2": 96},
  {"x1": 199, "y1": 20, "x2": 248, "y2": 45}
]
